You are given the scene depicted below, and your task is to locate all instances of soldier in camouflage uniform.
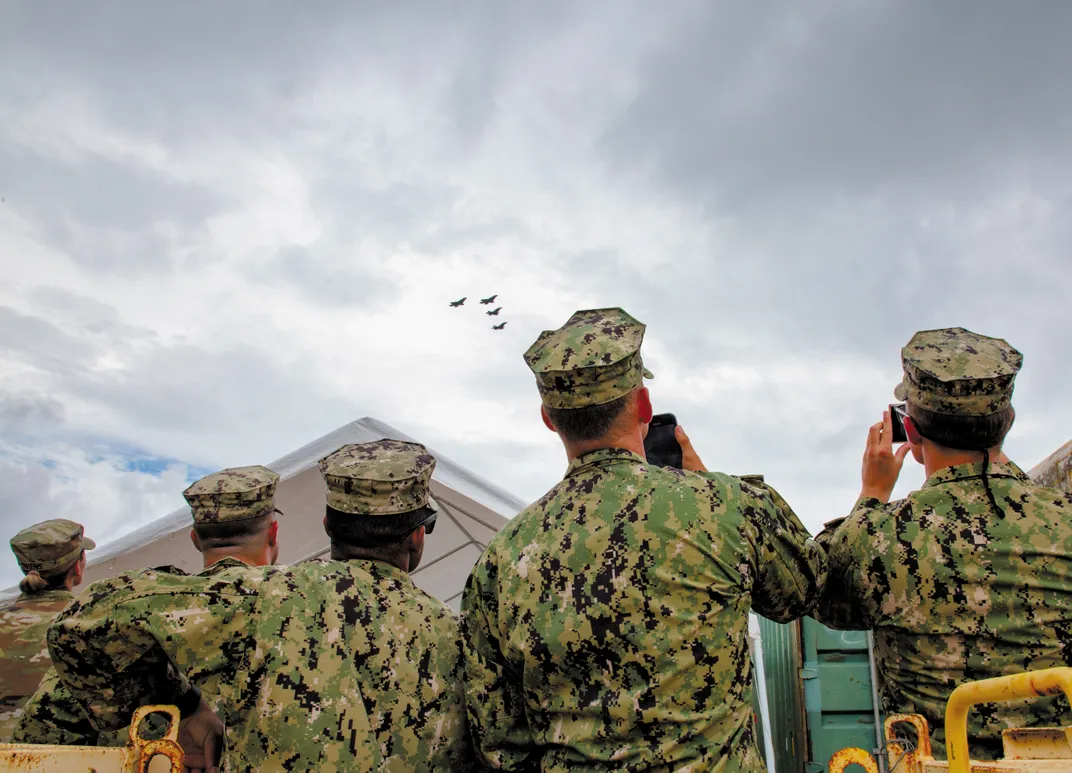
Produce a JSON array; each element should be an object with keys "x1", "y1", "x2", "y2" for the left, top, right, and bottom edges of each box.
[
  {"x1": 461, "y1": 307, "x2": 827, "y2": 771},
  {"x1": 44, "y1": 440, "x2": 479, "y2": 771},
  {"x1": 0, "y1": 519, "x2": 95, "y2": 741},
  {"x1": 813, "y1": 327, "x2": 1072, "y2": 759},
  {"x1": 12, "y1": 465, "x2": 283, "y2": 746}
]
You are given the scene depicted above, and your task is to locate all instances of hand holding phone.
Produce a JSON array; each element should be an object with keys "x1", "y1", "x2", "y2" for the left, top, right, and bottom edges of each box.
[
  {"x1": 860, "y1": 407, "x2": 913, "y2": 503},
  {"x1": 643, "y1": 413, "x2": 683, "y2": 468},
  {"x1": 889, "y1": 403, "x2": 909, "y2": 444}
]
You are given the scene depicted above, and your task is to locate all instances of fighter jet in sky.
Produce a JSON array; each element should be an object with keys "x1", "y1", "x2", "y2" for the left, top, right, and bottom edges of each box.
[
  {"x1": 492, "y1": 322, "x2": 508, "y2": 330},
  {"x1": 486, "y1": 306, "x2": 502, "y2": 316},
  {"x1": 449, "y1": 297, "x2": 467, "y2": 307},
  {"x1": 480, "y1": 294, "x2": 498, "y2": 304}
]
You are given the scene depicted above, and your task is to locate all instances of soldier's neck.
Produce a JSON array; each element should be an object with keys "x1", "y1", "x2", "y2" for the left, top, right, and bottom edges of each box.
[
  {"x1": 563, "y1": 426, "x2": 647, "y2": 463},
  {"x1": 922, "y1": 441, "x2": 1006, "y2": 478},
  {"x1": 202, "y1": 547, "x2": 268, "y2": 569}
]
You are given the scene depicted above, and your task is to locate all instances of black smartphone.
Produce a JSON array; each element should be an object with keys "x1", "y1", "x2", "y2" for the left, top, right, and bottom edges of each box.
[
  {"x1": 644, "y1": 413, "x2": 683, "y2": 468},
  {"x1": 890, "y1": 403, "x2": 909, "y2": 444}
]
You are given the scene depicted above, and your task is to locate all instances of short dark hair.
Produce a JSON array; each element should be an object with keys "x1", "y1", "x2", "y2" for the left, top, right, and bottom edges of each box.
[
  {"x1": 907, "y1": 402, "x2": 1015, "y2": 451},
  {"x1": 325, "y1": 505, "x2": 435, "y2": 561},
  {"x1": 193, "y1": 513, "x2": 275, "y2": 551},
  {"x1": 544, "y1": 393, "x2": 631, "y2": 442}
]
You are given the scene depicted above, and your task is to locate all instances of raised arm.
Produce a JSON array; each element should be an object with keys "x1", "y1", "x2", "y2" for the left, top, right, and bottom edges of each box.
[{"x1": 739, "y1": 478, "x2": 828, "y2": 622}]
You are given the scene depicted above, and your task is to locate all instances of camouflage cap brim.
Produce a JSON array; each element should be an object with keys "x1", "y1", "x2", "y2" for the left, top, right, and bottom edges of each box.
[
  {"x1": 15, "y1": 543, "x2": 85, "y2": 574},
  {"x1": 183, "y1": 466, "x2": 280, "y2": 524},
  {"x1": 319, "y1": 439, "x2": 438, "y2": 516},
  {"x1": 896, "y1": 327, "x2": 1023, "y2": 416},
  {"x1": 525, "y1": 307, "x2": 652, "y2": 409},
  {"x1": 10, "y1": 519, "x2": 95, "y2": 574},
  {"x1": 535, "y1": 351, "x2": 652, "y2": 409},
  {"x1": 898, "y1": 364, "x2": 1018, "y2": 416}
]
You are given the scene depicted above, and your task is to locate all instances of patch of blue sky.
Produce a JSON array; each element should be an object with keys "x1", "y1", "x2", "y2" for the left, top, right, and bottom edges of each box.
[{"x1": 75, "y1": 437, "x2": 208, "y2": 481}]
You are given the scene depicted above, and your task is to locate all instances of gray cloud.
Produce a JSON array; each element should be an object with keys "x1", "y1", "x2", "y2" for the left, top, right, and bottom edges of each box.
[
  {"x1": 0, "y1": 145, "x2": 224, "y2": 239},
  {"x1": 0, "y1": 395, "x2": 65, "y2": 435},
  {"x1": 0, "y1": 462, "x2": 56, "y2": 529},
  {"x1": 601, "y1": 2, "x2": 1072, "y2": 206}
]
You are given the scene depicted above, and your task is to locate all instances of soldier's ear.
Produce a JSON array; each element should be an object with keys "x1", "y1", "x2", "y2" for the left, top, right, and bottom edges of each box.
[
  {"x1": 635, "y1": 387, "x2": 653, "y2": 425},
  {"x1": 404, "y1": 526, "x2": 425, "y2": 558},
  {"x1": 70, "y1": 553, "x2": 86, "y2": 585},
  {"x1": 903, "y1": 417, "x2": 923, "y2": 446},
  {"x1": 190, "y1": 528, "x2": 203, "y2": 553},
  {"x1": 540, "y1": 405, "x2": 556, "y2": 433},
  {"x1": 267, "y1": 520, "x2": 279, "y2": 548}
]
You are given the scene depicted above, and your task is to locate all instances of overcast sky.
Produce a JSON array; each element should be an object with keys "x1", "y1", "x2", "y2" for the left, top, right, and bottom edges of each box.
[{"x1": 1, "y1": 1, "x2": 1070, "y2": 589}]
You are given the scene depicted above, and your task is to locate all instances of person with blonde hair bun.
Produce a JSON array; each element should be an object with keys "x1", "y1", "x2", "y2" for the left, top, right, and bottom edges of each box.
[{"x1": 0, "y1": 519, "x2": 94, "y2": 740}]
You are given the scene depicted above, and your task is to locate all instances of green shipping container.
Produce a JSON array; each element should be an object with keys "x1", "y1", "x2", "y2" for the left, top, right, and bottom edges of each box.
[
  {"x1": 756, "y1": 617, "x2": 807, "y2": 773},
  {"x1": 757, "y1": 617, "x2": 879, "y2": 773}
]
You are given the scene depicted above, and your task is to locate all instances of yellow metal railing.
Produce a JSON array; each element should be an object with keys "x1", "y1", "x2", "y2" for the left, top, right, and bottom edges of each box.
[
  {"x1": 829, "y1": 667, "x2": 1072, "y2": 772},
  {"x1": 827, "y1": 745, "x2": 880, "y2": 773},
  {"x1": 0, "y1": 705, "x2": 183, "y2": 772},
  {"x1": 945, "y1": 666, "x2": 1072, "y2": 773}
]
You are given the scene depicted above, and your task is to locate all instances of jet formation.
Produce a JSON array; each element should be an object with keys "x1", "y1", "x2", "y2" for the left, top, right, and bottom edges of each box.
[{"x1": 450, "y1": 294, "x2": 508, "y2": 330}]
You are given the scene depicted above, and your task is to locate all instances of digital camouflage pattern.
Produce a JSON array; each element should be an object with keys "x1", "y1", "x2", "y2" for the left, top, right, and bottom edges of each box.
[
  {"x1": 46, "y1": 558, "x2": 478, "y2": 771},
  {"x1": 9, "y1": 519, "x2": 95, "y2": 575},
  {"x1": 0, "y1": 589, "x2": 73, "y2": 741},
  {"x1": 813, "y1": 462, "x2": 1072, "y2": 759},
  {"x1": 319, "y1": 439, "x2": 439, "y2": 515},
  {"x1": 461, "y1": 448, "x2": 827, "y2": 771},
  {"x1": 9, "y1": 666, "x2": 97, "y2": 746},
  {"x1": 182, "y1": 465, "x2": 280, "y2": 523},
  {"x1": 523, "y1": 308, "x2": 655, "y2": 409},
  {"x1": 893, "y1": 327, "x2": 1022, "y2": 416},
  {"x1": 11, "y1": 559, "x2": 245, "y2": 747}
]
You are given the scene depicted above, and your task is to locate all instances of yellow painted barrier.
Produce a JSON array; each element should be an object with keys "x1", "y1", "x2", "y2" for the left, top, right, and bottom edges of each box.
[
  {"x1": 945, "y1": 667, "x2": 1072, "y2": 773},
  {"x1": 829, "y1": 668, "x2": 1072, "y2": 771},
  {"x1": 828, "y1": 745, "x2": 881, "y2": 773},
  {"x1": 0, "y1": 706, "x2": 183, "y2": 772}
]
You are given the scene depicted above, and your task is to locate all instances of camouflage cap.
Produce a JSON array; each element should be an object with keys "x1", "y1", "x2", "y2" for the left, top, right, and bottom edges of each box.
[
  {"x1": 893, "y1": 327, "x2": 1023, "y2": 416},
  {"x1": 182, "y1": 466, "x2": 280, "y2": 524},
  {"x1": 10, "y1": 519, "x2": 95, "y2": 575},
  {"x1": 523, "y1": 307, "x2": 655, "y2": 409},
  {"x1": 318, "y1": 439, "x2": 439, "y2": 516}
]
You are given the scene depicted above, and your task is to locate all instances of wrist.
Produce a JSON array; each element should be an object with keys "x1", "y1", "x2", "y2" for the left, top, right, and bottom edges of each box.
[{"x1": 859, "y1": 488, "x2": 891, "y2": 504}]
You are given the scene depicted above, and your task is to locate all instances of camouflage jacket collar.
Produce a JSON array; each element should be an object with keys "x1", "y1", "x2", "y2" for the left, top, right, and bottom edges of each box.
[
  {"x1": 15, "y1": 587, "x2": 74, "y2": 605},
  {"x1": 358, "y1": 557, "x2": 415, "y2": 586},
  {"x1": 922, "y1": 460, "x2": 1029, "y2": 490},
  {"x1": 204, "y1": 557, "x2": 255, "y2": 572},
  {"x1": 565, "y1": 447, "x2": 645, "y2": 478}
]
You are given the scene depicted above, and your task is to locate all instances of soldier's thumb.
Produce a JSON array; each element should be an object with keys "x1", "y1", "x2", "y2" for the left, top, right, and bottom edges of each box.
[
  {"x1": 205, "y1": 731, "x2": 221, "y2": 773},
  {"x1": 895, "y1": 442, "x2": 912, "y2": 463}
]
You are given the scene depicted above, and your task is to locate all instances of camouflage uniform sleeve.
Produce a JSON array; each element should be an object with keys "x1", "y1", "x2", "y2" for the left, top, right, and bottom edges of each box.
[
  {"x1": 810, "y1": 496, "x2": 885, "y2": 630},
  {"x1": 737, "y1": 477, "x2": 829, "y2": 622},
  {"x1": 10, "y1": 667, "x2": 100, "y2": 746},
  {"x1": 46, "y1": 599, "x2": 194, "y2": 734},
  {"x1": 460, "y1": 549, "x2": 540, "y2": 772}
]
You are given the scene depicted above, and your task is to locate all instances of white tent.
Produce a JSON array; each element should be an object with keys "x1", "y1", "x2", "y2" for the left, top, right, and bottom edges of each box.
[{"x1": 1, "y1": 418, "x2": 526, "y2": 610}]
